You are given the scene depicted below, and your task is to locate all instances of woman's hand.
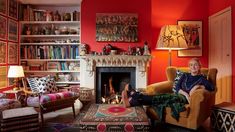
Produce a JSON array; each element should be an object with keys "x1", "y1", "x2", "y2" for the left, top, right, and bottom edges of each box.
[
  {"x1": 189, "y1": 85, "x2": 205, "y2": 96},
  {"x1": 179, "y1": 89, "x2": 190, "y2": 103}
]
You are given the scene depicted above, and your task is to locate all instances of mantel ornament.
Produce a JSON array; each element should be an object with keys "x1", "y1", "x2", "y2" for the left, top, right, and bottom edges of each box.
[{"x1": 82, "y1": 55, "x2": 151, "y2": 77}]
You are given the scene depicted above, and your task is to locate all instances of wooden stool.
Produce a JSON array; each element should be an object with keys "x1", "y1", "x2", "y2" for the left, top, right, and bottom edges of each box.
[{"x1": 1, "y1": 107, "x2": 39, "y2": 132}]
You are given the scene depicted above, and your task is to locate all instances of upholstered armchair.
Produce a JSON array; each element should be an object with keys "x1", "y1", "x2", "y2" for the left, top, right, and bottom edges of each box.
[
  {"x1": 22, "y1": 76, "x2": 79, "y2": 123},
  {"x1": 145, "y1": 66, "x2": 217, "y2": 130}
]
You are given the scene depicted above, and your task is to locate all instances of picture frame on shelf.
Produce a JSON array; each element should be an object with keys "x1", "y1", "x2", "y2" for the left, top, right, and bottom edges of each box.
[
  {"x1": 8, "y1": 0, "x2": 18, "y2": 19},
  {"x1": 8, "y1": 42, "x2": 18, "y2": 64},
  {"x1": 177, "y1": 20, "x2": 202, "y2": 57},
  {"x1": 0, "y1": 15, "x2": 7, "y2": 40},
  {"x1": 0, "y1": 66, "x2": 7, "y2": 89},
  {"x1": 96, "y1": 13, "x2": 138, "y2": 42},
  {"x1": 0, "y1": 41, "x2": 6, "y2": 64},
  {"x1": 8, "y1": 19, "x2": 18, "y2": 42},
  {"x1": 0, "y1": 0, "x2": 7, "y2": 15}
]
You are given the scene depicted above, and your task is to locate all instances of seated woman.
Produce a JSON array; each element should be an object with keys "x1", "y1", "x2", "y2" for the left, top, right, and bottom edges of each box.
[{"x1": 122, "y1": 58, "x2": 215, "y2": 108}]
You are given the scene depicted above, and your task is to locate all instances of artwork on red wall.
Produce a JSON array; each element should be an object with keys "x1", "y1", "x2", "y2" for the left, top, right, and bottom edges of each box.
[
  {"x1": 177, "y1": 20, "x2": 202, "y2": 57},
  {"x1": 8, "y1": 42, "x2": 18, "y2": 64},
  {"x1": 0, "y1": 41, "x2": 6, "y2": 64},
  {"x1": 8, "y1": 0, "x2": 18, "y2": 20},
  {"x1": 0, "y1": 66, "x2": 7, "y2": 89},
  {"x1": 96, "y1": 13, "x2": 138, "y2": 42},
  {"x1": 8, "y1": 19, "x2": 18, "y2": 42},
  {"x1": 0, "y1": 15, "x2": 7, "y2": 40},
  {"x1": 0, "y1": 0, "x2": 7, "y2": 15}
]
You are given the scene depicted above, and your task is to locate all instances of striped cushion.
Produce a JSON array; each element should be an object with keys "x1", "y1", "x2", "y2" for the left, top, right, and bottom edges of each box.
[
  {"x1": 27, "y1": 78, "x2": 39, "y2": 93},
  {"x1": 40, "y1": 92, "x2": 78, "y2": 104}
]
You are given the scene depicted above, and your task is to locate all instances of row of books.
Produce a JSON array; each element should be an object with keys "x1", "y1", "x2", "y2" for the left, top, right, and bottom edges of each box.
[
  {"x1": 20, "y1": 45, "x2": 79, "y2": 59},
  {"x1": 21, "y1": 61, "x2": 80, "y2": 71}
]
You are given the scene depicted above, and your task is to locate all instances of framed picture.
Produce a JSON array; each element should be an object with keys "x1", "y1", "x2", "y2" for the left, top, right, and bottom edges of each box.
[
  {"x1": 8, "y1": 19, "x2": 18, "y2": 42},
  {"x1": 0, "y1": 41, "x2": 6, "y2": 64},
  {"x1": 0, "y1": 0, "x2": 7, "y2": 15},
  {"x1": 8, "y1": 42, "x2": 18, "y2": 64},
  {"x1": 177, "y1": 20, "x2": 202, "y2": 57},
  {"x1": 0, "y1": 66, "x2": 7, "y2": 89},
  {"x1": 8, "y1": 0, "x2": 18, "y2": 19},
  {"x1": 96, "y1": 13, "x2": 138, "y2": 42},
  {"x1": 0, "y1": 15, "x2": 7, "y2": 40}
]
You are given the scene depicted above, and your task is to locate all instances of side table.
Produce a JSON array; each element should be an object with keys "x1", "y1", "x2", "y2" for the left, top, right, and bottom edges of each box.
[{"x1": 3, "y1": 89, "x2": 23, "y2": 100}]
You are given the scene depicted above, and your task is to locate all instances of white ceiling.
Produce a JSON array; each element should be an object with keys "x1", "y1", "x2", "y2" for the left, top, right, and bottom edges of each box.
[{"x1": 18, "y1": 0, "x2": 82, "y2": 5}]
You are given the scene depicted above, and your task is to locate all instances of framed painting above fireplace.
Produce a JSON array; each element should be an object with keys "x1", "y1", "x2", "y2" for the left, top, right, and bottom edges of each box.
[{"x1": 96, "y1": 13, "x2": 138, "y2": 42}]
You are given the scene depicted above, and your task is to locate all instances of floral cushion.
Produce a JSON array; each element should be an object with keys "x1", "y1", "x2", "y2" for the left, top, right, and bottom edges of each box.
[
  {"x1": 26, "y1": 91, "x2": 78, "y2": 107},
  {"x1": 0, "y1": 99, "x2": 21, "y2": 111}
]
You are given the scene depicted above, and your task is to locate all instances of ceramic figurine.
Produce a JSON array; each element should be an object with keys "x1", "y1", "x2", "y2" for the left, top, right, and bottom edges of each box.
[{"x1": 143, "y1": 41, "x2": 150, "y2": 55}]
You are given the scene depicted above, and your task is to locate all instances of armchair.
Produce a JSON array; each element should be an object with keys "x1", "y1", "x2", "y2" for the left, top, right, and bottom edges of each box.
[
  {"x1": 145, "y1": 66, "x2": 217, "y2": 130},
  {"x1": 22, "y1": 77, "x2": 79, "y2": 123}
]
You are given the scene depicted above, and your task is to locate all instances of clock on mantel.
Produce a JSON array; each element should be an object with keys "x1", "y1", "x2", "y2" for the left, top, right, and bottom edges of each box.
[{"x1": 18, "y1": 0, "x2": 82, "y2": 5}]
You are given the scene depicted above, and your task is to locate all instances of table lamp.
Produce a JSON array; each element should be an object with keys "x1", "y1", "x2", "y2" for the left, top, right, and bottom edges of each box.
[
  {"x1": 8, "y1": 66, "x2": 25, "y2": 90},
  {"x1": 156, "y1": 25, "x2": 188, "y2": 66}
]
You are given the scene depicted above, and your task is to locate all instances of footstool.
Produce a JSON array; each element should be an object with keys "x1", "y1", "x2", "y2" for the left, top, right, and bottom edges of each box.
[
  {"x1": 79, "y1": 104, "x2": 150, "y2": 132},
  {"x1": 1, "y1": 107, "x2": 39, "y2": 132},
  {"x1": 211, "y1": 102, "x2": 235, "y2": 132}
]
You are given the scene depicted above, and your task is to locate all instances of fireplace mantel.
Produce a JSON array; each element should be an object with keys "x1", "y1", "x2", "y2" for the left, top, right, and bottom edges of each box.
[
  {"x1": 80, "y1": 55, "x2": 151, "y2": 90},
  {"x1": 82, "y1": 55, "x2": 151, "y2": 76}
]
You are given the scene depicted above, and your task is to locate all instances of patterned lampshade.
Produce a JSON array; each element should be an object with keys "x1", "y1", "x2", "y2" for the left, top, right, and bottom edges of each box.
[{"x1": 156, "y1": 25, "x2": 188, "y2": 50}]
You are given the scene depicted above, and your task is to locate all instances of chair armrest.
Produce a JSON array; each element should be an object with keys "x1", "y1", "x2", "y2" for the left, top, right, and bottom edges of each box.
[
  {"x1": 188, "y1": 88, "x2": 214, "y2": 127},
  {"x1": 146, "y1": 81, "x2": 173, "y2": 95}
]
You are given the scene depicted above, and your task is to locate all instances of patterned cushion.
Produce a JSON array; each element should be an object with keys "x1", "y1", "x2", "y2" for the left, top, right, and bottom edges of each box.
[
  {"x1": 27, "y1": 76, "x2": 58, "y2": 94},
  {"x1": 27, "y1": 78, "x2": 39, "y2": 93},
  {"x1": 26, "y1": 92, "x2": 78, "y2": 106},
  {"x1": 172, "y1": 70, "x2": 185, "y2": 93},
  {"x1": 40, "y1": 91, "x2": 78, "y2": 104}
]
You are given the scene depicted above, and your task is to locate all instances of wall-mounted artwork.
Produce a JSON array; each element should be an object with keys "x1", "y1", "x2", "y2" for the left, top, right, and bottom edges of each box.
[
  {"x1": 8, "y1": 42, "x2": 18, "y2": 64},
  {"x1": 0, "y1": 66, "x2": 7, "y2": 89},
  {"x1": 96, "y1": 13, "x2": 138, "y2": 42},
  {"x1": 0, "y1": 41, "x2": 6, "y2": 64},
  {"x1": 0, "y1": 15, "x2": 7, "y2": 40},
  {"x1": 177, "y1": 20, "x2": 202, "y2": 57},
  {"x1": 0, "y1": 0, "x2": 7, "y2": 15},
  {"x1": 8, "y1": 19, "x2": 18, "y2": 42},
  {"x1": 8, "y1": 0, "x2": 18, "y2": 19}
]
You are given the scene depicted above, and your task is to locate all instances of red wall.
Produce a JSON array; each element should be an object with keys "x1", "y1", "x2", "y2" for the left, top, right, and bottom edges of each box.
[
  {"x1": 208, "y1": 0, "x2": 235, "y2": 102},
  {"x1": 81, "y1": 0, "x2": 151, "y2": 53},
  {"x1": 150, "y1": 0, "x2": 209, "y2": 83}
]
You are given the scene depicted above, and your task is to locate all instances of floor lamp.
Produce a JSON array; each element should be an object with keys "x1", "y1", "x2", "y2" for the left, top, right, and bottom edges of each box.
[
  {"x1": 8, "y1": 66, "x2": 25, "y2": 90},
  {"x1": 156, "y1": 25, "x2": 188, "y2": 66}
]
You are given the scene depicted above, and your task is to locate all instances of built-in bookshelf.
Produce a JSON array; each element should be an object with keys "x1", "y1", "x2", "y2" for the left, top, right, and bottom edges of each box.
[{"x1": 19, "y1": 3, "x2": 81, "y2": 86}]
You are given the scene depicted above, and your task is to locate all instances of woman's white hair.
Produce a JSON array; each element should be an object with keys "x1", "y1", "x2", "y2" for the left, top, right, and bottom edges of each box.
[{"x1": 188, "y1": 58, "x2": 202, "y2": 67}]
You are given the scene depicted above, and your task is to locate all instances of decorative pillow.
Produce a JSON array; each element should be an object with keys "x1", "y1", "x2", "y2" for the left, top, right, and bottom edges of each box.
[
  {"x1": 27, "y1": 76, "x2": 59, "y2": 94},
  {"x1": 172, "y1": 70, "x2": 185, "y2": 93},
  {"x1": 27, "y1": 77, "x2": 39, "y2": 93},
  {"x1": 35, "y1": 76, "x2": 58, "y2": 93}
]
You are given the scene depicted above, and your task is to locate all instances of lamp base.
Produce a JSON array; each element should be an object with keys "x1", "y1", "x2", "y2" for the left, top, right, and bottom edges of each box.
[{"x1": 13, "y1": 87, "x2": 20, "y2": 91}]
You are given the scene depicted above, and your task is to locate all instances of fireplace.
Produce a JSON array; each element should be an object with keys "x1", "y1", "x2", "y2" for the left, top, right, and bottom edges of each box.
[
  {"x1": 96, "y1": 67, "x2": 135, "y2": 103},
  {"x1": 80, "y1": 55, "x2": 151, "y2": 103}
]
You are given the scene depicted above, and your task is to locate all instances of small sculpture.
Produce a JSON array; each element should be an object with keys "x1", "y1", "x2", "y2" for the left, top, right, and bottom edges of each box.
[
  {"x1": 80, "y1": 44, "x2": 87, "y2": 56},
  {"x1": 143, "y1": 41, "x2": 150, "y2": 55}
]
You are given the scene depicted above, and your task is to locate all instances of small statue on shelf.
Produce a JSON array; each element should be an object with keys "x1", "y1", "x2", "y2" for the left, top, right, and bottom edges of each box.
[
  {"x1": 143, "y1": 41, "x2": 150, "y2": 55},
  {"x1": 80, "y1": 44, "x2": 88, "y2": 56}
]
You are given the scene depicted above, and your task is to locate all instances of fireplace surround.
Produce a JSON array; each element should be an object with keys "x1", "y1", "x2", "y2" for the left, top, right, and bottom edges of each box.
[{"x1": 80, "y1": 55, "x2": 151, "y2": 102}]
